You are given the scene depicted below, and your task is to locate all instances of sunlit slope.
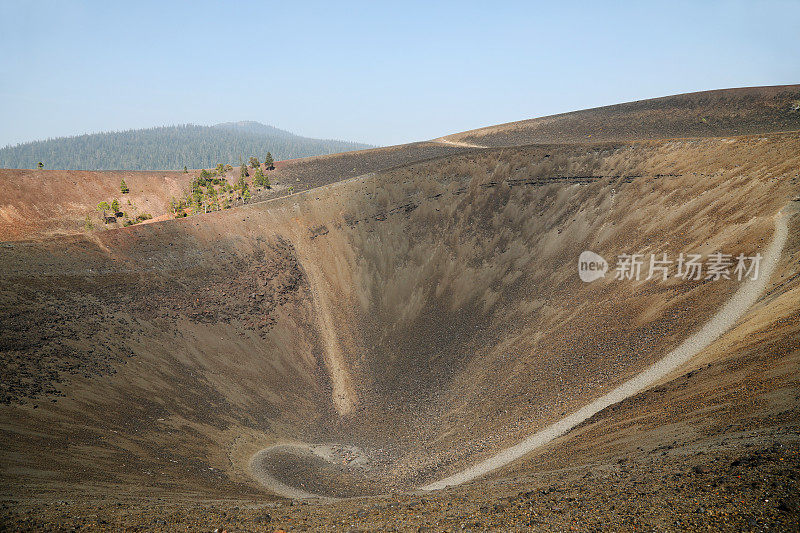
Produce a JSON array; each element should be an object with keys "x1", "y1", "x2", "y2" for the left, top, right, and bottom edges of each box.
[
  {"x1": 4, "y1": 85, "x2": 799, "y2": 243},
  {"x1": 1, "y1": 133, "x2": 797, "y2": 499},
  {"x1": 0, "y1": 142, "x2": 471, "y2": 242},
  {"x1": 440, "y1": 85, "x2": 800, "y2": 147},
  {"x1": 0, "y1": 168, "x2": 194, "y2": 241}
]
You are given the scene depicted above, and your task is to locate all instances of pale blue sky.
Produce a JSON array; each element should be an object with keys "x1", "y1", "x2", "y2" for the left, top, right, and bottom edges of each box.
[{"x1": 1, "y1": 0, "x2": 798, "y2": 147}]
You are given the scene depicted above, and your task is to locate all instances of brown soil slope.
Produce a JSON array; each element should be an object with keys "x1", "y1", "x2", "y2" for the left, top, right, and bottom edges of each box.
[
  {"x1": 2, "y1": 133, "x2": 799, "y2": 495},
  {"x1": 442, "y1": 85, "x2": 800, "y2": 147},
  {"x1": 6, "y1": 86, "x2": 799, "y2": 243},
  {"x1": 1, "y1": 87, "x2": 799, "y2": 530},
  {"x1": 0, "y1": 143, "x2": 473, "y2": 243},
  {"x1": 0, "y1": 169, "x2": 195, "y2": 241},
  {"x1": 267, "y1": 141, "x2": 470, "y2": 192}
]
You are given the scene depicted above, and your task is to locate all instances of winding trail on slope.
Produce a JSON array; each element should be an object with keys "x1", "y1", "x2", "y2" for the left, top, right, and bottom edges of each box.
[{"x1": 422, "y1": 208, "x2": 792, "y2": 490}]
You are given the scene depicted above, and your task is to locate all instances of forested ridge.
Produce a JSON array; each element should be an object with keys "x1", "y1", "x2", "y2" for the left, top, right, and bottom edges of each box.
[{"x1": 0, "y1": 122, "x2": 374, "y2": 170}]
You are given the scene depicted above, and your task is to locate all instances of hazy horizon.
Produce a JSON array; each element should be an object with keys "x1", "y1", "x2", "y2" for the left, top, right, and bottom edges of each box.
[{"x1": 1, "y1": 1, "x2": 799, "y2": 148}]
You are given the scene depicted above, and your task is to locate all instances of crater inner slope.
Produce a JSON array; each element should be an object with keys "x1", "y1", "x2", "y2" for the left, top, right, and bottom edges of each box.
[{"x1": 1, "y1": 133, "x2": 799, "y2": 500}]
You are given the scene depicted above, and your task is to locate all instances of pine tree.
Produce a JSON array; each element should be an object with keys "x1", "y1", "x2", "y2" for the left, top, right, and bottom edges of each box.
[
  {"x1": 253, "y1": 167, "x2": 268, "y2": 188},
  {"x1": 264, "y1": 152, "x2": 274, "y2": 170},
  {"x1": 96, "y1": 201, "x2": 111, "y2": 222},
  {"x1": 249, "y1": 156, "x2": 260, "y2": 169},
  {"x1": 111, "y1": 198, "x2": 120, "y2": 212},
  {"x1": 37, "y1": 162, "x2": 44, "y2": 169},
  {"x1": 120, "y1": 178, "x2": 130, "y2": 194}
]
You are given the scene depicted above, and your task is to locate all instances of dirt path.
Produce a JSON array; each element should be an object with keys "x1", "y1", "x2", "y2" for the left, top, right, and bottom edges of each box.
[
  {"x1": 421, "y1": 208, "x2": 792, "y2": 490},
  {"x1": 433, "y1": 137, "x2": 488, "y2": 149}
]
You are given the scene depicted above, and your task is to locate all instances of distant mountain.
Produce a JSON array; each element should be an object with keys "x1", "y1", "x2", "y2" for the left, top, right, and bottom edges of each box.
[
  {"x1": 212, "y1": 120, "x2": 293, "y2": 137},
  {"x1": 0, "y1": 122, "x2": 374, "y2": 171}
]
